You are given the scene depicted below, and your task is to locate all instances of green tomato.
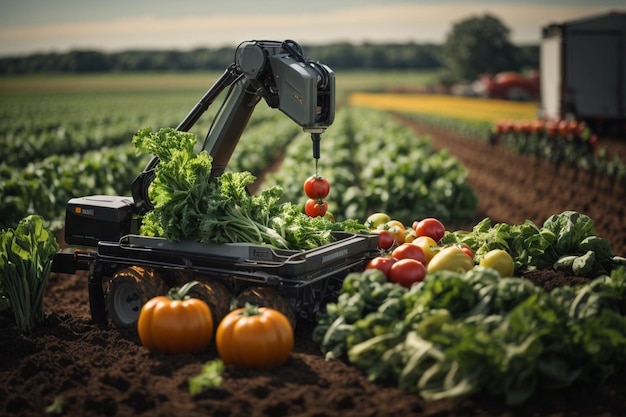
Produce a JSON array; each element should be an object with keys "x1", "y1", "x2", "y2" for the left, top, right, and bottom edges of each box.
[
  {"x1": 479, "y1": 249, "x2": 515, "y2": 277},
  {"x1": 365, "y1": 212, "x2": 391, "y2": 230}
]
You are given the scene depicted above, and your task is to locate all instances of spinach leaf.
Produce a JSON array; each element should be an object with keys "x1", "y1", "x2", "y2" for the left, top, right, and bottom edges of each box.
[{"x1": 0, "y1": 215, "x2": 59, "y2": 333}]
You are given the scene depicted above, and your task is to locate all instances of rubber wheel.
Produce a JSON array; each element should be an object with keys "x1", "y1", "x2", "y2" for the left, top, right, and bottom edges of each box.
[
  {"x1": 106, "y1": 266, "x2": 168, "y2": 328},
  {"x1": 235, "y1": 286, "x2": 297, "y2": 329},
  {"x1": 180, "y1": 276, "x2": 233, "y2": 327}
]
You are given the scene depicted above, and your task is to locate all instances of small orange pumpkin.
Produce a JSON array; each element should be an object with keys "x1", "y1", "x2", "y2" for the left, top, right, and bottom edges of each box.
[
  {"x1": 137, "y1": 281, "x2": 214, "y2": 354},
  {"x1": 216, "y1": 303, "x2": 294, "y2": 368}
]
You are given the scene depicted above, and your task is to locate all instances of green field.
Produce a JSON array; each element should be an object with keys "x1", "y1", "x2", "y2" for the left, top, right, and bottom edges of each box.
[
  {"x1": 0, "y1": 69, "x2": 441, "y2": 140},
  {"x1": 0, "y1": 69, "x2": 440, "y2": 96},
  {"x1": 0, "y1": 69, "x2": 480, "y2": 231}
]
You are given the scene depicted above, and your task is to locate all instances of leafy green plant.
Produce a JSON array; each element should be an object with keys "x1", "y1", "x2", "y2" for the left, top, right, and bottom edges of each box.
[
  {"x1": 442, "y1": 210, "x2": 621, "y2": 277},
  {"x1": 0, "y1": 214, "x2": 60, "y2": 333},
  {"x1": 314, "y1": 265, "x2": 626, "y2": 405},
  {"x1": 265, "y1": 108, "x2": 478, "y2": 225},
  {"x1": 188, "y1": 359, "x2": 225, "y2": 395},
  {"x1": 133, "y1": 127, "x2": 367, "y2": 250}
]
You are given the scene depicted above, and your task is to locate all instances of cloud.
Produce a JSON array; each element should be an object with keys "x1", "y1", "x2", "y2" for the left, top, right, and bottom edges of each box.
[{"x1": 0, "y1": 3, "x2": 620, "y2": 55}]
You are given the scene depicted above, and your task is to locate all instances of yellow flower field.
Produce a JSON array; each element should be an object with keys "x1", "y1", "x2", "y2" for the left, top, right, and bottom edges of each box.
[{"x1": 349, "y1": 92, "x2": 538, "y2": 123}]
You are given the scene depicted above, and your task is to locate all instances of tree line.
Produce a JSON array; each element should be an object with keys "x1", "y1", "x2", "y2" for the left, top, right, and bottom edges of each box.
[
  {"x1": 0, "y1": 15, "x2": 540, "y2": 82},
  {"x1": 0, "y1": 43, "x2": 446, "y2": 74}
]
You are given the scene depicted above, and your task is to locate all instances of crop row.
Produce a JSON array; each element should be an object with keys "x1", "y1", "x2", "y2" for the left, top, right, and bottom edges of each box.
[
  {"x1": 350, "y1": 92, "x2": 626, "y2": 184},
  {"x1": 0, "y1": 106, "x2": 478, "y2": 232},
  {"x1": 492, "y1": 119, "x2": 626, "y2": 183},
  {"x1": 0, "y1": 89, "x2": 219, "y2": 167},
  {"x1": 348, "y1": 92, "x2": 538, "y2": 124},
  {"x1": 0, "y1": 145, "x2": 149, "y2": 230},
  {"x1": 263, "y1": 108, "x2": 478, "y2": 225}
]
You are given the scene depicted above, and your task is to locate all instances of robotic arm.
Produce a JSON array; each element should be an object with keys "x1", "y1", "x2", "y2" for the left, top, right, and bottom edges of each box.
[{"x1": 131, "y1": 40, "x2": 335, "y2": 214}]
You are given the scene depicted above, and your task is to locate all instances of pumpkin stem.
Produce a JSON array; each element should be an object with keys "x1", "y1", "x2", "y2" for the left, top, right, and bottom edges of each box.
[
  {"x1": 241, "y1": 302, "x2": 260, "y2": 316},
  {"x1": 168, "y1": 280, "x2": 199, "y2": 301}
]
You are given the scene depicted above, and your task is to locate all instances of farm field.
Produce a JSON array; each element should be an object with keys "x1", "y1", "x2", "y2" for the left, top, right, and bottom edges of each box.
[
  {"x1": 2, "y1": 72, "x2": 626, "y2": 417},
  {"x1": 349, "y1": 92, "x2": 538, "y2": 124}
]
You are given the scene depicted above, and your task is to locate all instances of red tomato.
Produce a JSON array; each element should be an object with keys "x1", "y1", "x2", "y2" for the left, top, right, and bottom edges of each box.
[
  {"x1": 391, "y1": 243, "x2": 426, "y2": 264},
  {"x1": 303, "y1": 176, "x2": 330, "y2": 199},
  {"x1": 460, "y1": 243, "x2": 474, "y2": 260},
  {"x1": 389, "y1": 258, "x2": 426, "y2": 288},
  {"x1": 373, "y1": 229, "x2": 395, "y2": 250},
  {"x1": 304, "y1": 199, "x2": 328, "y2": 217},
  {"x1": 413, "y1": 218, "x2": 445, "y2": 242},
  {"x1": 365, "y1": 256, "x2": 396, "y2": 278}
]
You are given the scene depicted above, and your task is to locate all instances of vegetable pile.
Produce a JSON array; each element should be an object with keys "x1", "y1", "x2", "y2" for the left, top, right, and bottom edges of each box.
[
  {"x1": 314, "y1": 266, "x2": 626, "y2": 406},
  {"x1": 442, "y1": 210, "x2": 626, "y2": 277},
  {"x1": 0, "y1": 214, "x2": 60, "y2": 333},
  {"x1": 132, "y1": 127, "x2": 366, "y2": 250},
  {"x1": 314, "y1": 210, "x2": 626, "y2": 405}
]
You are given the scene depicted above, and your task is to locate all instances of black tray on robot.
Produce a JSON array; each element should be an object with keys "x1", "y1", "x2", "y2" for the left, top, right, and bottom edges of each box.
[{"x1": 98, "y1": 231, "x2": 378, "y2": 278}]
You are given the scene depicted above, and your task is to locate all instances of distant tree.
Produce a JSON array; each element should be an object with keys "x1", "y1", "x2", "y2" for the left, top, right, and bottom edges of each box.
[
  {"x1": 516, "y1": 44, "x2": 540, "y2": 71},
  {"x1": 62, "y1": 50, "x2": 110, "y2": 72},
  {"x1": 440, "y1": 14, "x2": 519, "y2": 82}
]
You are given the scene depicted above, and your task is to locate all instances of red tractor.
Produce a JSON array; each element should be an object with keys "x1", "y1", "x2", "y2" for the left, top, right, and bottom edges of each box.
[{"x1": 480, "y1": 71, "x2": 540, "y2": 101}]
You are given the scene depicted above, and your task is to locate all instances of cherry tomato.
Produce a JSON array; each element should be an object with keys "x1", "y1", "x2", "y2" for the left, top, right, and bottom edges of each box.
[
  {"x1": 389, "y1": 258, "x2": 426, "y2": 288},
  {"x1": 365, "y1": 256, "x2": 396, "y2": 278},
  {"x1": 413, "y1": 218, "x2": 445, "y2": 242},
  {"x1": 373, "y1": 229, "x2": 395, "y2": 251},
  {"x1": 304, "y1": 199, "x2": 328, "y2": 217},
  {"x1": 303, "y1": 176, "x2": 330, "y2": 199},
  {"x1": 391, "y1": 243, "x2": 426, "y2": 264}
]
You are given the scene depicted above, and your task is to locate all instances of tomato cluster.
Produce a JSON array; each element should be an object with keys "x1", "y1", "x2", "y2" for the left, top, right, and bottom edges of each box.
[
  {"x1": 303, "y1": 175, "x2": 330, "y2": 218},
  {"x1": 365, "y1": 215, "x2": 477, "y2": 288}
]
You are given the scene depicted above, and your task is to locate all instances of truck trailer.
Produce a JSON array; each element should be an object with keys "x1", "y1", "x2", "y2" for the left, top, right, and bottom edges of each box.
[{"x1": 540, "y1": 11, "x2": 626, "y2": 137}]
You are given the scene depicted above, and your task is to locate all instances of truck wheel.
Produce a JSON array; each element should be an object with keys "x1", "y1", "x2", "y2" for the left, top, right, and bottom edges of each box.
[
  {"x1": 235, "y1": 286, "x2": 297, "y2": 329},
  {"x1": 106, "y1": 266, "x2": 168, "y2": 328},
  {"x1": 177, "y1": 275, "x2": 233, "y2": 328}
]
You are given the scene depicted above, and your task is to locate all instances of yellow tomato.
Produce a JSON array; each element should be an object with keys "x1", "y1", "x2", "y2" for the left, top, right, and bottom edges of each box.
[
  {"x1": 404, "y1": 228, "x2": 418, "y2": 243},
  {"x1": 427, "y1": 246, "x2": 474, "y2": 273},
  {"x1": 381, "y1": 221, "x2": 406, "y2": 245},
  {"x1": 385, "y1": 220, "x2": 406, "y2": 230},
  {"x1": 412, "y1": 236, "x2": 439, "y2": 264},
  {"x1": 479, "y1": 249, "x2": 515, "y2": 277}
]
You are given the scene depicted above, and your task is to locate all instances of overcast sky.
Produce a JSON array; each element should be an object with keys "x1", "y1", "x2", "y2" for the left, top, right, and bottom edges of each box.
[{"x1": 0, "y1": 0, "x2": 623, "y2": 57}]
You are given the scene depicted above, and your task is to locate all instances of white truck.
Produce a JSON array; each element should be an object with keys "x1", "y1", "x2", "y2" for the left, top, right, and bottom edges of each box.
[{"x1": 540, "y1": 11, "x2": 626, "y2": 136}]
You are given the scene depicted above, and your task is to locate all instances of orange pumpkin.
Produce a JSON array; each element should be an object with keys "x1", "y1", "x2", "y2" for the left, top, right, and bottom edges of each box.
[
  {"x1": 137, "y1": 281, "x2": 214, "y2": 354},
  {"x1": 216, "y1": 303, "x2": 294, "y2": 368}
]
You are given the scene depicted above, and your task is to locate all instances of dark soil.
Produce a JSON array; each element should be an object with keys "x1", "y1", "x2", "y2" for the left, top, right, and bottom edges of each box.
[{"x1": 2, "y1": 119, "x2": 626, "y2": 417}]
